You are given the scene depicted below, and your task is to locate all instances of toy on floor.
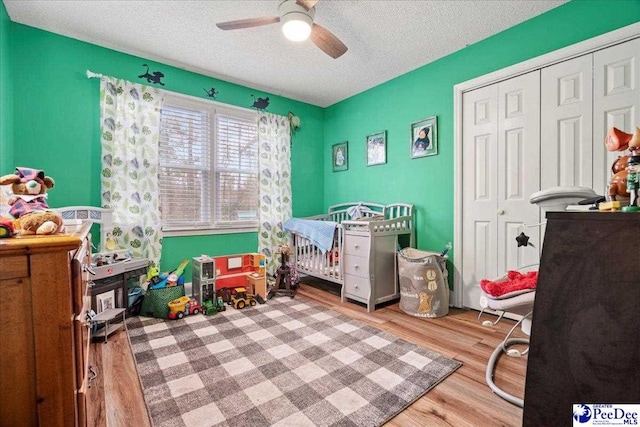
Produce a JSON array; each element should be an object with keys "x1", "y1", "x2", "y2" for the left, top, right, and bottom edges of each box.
[
  {"x1": 167, "y1": 296, "x2": 202, "y2": 319},
  {"x1": 0, "y1": 167, "x2": 64, "y2": 235},
  {"x1": 231, "y1": 287, "x2": 256, "y2": 310},
  {"x1": 217, "y1": 288, "x2": 232, "y2": 304},
  {"x1": 203, "y1": 296, "x2": 226, "y2": 315},
  {"x1": 268, "y1": 245, "x2": 297, "y2": 299}
]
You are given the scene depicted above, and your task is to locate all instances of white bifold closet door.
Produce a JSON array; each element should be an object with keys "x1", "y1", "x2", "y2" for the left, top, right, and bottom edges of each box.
[
  {"x1": 593, "y1": 38, "x2": 640, "y2": 193},
  {"x1": 461, "y1": 71, "x2": 541, "y2": 311},
  {"x1": 541, "y1": 54, "x2": 594, "y2": 190}
]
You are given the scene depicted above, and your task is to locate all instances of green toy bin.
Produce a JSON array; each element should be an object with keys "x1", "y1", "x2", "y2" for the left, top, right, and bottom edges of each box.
[{"x1": 140, "y1": 285, "x2": 185, "y2": 319}]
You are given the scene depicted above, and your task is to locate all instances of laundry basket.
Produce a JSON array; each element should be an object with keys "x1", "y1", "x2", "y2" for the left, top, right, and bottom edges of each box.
[{"x1": 397, "y1": 248, "x2": 449, "y2": 318}]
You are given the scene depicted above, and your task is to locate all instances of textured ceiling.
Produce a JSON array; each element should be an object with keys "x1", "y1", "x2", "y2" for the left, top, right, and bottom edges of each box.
[{"x1": 4, "y1": 0, "x2": 566, "y2": 107}]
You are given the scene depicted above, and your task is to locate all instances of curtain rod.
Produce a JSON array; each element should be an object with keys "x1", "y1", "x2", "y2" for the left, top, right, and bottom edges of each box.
[
  {"x1": 84, "y1": 68, "x2": 275, "y2": 118},
  {"x1": 86, "y1": 69, "x2": 104, "y2": 79}
]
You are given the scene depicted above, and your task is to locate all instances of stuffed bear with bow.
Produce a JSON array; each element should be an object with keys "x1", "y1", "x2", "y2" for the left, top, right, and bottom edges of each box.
[{"x1": 0, "y1": 167, "x2": 64, "y2": 235}]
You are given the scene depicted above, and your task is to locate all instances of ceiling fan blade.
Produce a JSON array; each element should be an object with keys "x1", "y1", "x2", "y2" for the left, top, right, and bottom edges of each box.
[
  {"x1": 296, "y1": 0, "x2": 320, "y2": 11},
  {"x1": 310, "y1": 23, "x2": 348, "y2": 59},
  {"x1": 216, "y1": 16, "x2": 280, "y2": 31}
]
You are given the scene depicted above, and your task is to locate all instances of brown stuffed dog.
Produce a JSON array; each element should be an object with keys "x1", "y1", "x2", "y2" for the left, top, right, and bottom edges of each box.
[{"x1": 0, "y1": 167, "x2": 64, "y2": 235}]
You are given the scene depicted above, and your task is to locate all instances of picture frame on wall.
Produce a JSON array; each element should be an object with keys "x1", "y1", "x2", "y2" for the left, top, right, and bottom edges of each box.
[
  {"x1": 410, "y1": 116, "x2": 438, "y2": 159},
  {"x1": 96, "y1": 290, "x2": 115, "y2": 313},
  {"x1": 366, "y1": 130, "x2": 386, "y2": 166},
  {"x1": 332, "y1": 141, "x2": 348, "y2": 172}
]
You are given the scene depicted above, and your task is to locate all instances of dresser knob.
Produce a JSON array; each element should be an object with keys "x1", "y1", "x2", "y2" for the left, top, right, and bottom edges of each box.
[{"x1": 354, "y1": 244, "x2": 360, "y2": 249}]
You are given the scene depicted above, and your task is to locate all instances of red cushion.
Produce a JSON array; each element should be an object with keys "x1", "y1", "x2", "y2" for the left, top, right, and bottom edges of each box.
[{"x1": 481, "y1": 270, "x2": 538, "y2": 297}]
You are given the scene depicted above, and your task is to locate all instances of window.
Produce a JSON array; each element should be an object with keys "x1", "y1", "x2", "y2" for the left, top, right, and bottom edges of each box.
[{"x1": 159, "y1": 94, "x2": 259, "y2": 235}]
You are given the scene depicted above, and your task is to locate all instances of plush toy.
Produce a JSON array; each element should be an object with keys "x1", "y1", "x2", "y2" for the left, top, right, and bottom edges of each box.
[{"x1": 0, "y1": 167, "x2": 64, "y2": 235}]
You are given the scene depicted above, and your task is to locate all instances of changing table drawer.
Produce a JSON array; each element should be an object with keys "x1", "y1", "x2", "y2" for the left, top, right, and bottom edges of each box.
[
  {"x1": 344, "y1": 254, "x2": 370, "y2": 278},
  {"x1": 344, "y1": 274, "x2": 370, "y2": 300},
  {"x1": 344, "y1": 235, "x2": 369, "y2": 257}
]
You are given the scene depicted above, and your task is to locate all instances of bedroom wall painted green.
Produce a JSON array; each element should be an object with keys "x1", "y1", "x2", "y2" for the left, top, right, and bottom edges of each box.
[
  {"x1": 8, "y1": 22, "x2": 324, "y2": 276},
  {"x1": 4, "y1": 0, "x2": 639, "y2": 286},
  {"x1": 323, "y1": 0, "x2": 640, "y2": 260},
  {"x1": 0, "y1": 2, "x2": 13, "y2": 173}
]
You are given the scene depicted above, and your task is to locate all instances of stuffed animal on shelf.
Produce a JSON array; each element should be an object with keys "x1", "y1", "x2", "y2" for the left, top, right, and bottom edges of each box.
[{"x1": 0, "y1": 167, "x2": 64, "y2": 235}]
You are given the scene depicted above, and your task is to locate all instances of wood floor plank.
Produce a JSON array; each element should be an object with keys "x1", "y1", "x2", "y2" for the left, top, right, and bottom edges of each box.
[
  {"x1": 102, "y1": 330, "x2": 151, "y2": 427},
  {"x1": 97, "y1": 282, "x2": 525, "y2": 426}
]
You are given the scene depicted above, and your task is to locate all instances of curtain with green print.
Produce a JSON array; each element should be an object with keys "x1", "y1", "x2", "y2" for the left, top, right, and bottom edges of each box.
[
  {"x1": 257, "y1": 112, "x2": 292, "y2": 276},
  {"x1": 99, "y1": 77, "x2": 163, "y2": 268}
]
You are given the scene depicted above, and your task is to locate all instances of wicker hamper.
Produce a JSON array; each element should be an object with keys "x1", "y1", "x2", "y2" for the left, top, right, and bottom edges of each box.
[{"x1": 397, "y1": 248, "x2": 449, "y2": 318}]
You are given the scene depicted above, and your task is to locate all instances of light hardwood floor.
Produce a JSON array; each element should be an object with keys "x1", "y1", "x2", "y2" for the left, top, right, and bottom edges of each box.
[{"x1": 92, "y1": 283, "x2": 527, "y2": 427}]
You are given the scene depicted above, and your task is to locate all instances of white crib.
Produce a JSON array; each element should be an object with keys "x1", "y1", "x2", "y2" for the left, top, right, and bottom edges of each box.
[{"x1": 289, "y1": 202, "x2": 414, "y2": 311}]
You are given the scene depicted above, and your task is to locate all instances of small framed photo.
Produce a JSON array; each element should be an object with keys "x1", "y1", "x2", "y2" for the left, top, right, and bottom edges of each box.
[
  {"x1": 96, "y1": 290, "x2": 115, "y2": 313},
  {"x1": 366, "y1": 130, "x2": 386, "y2": 166},
  {"x1": 410, "y1": 116, "x2": 438, "y2": 159},
  {"x1": 332, "y1": 141, "x2": 348, "y2": 172}
]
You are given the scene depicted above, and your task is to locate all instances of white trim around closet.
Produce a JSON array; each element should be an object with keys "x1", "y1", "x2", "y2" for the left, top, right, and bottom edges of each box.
[{"x1": 451, "y1": 21, "x2": 640, "y2": 308}]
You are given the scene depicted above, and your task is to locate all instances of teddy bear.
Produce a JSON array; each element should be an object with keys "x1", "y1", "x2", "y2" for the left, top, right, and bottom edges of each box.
[{"x1": 0, "y1": 167, "x2": 64, "y2": 235}]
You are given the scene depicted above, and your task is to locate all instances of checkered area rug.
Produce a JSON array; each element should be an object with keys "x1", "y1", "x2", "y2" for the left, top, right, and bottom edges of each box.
[{"x1": 127, "y1": 296, "x2": 461, "y2": 427}]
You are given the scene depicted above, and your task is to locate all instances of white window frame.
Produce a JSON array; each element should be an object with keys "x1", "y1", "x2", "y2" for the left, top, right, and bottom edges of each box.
[{"x1": 159, "y1": 91, "x2": 259, "y2": 237}]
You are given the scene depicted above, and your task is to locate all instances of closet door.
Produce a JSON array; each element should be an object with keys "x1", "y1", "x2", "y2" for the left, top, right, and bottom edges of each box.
[
  {"x1": 462, "y1": 84, "x2": 499, "y2": 309},
  {"x1": 541, "y1": 54, "x2": 594, "y2": 190},
  {"x1": 461, "y1": 71, "x2": 540, "y2": 310},
  {"x1": 496, "y1": 73, "x2": 541, "y2": 277},
  {"x1": 593, "y1": 38, "x2": 640, "y2": 193}
]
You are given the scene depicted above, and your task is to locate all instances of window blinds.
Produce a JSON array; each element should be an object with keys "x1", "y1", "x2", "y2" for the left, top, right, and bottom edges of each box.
[
  {"x1": 159, "y1": 96, "x2": 258, "y2": 231},
  {"x1": 215, "y1": 114, "x2": 259, "y2": 223}
]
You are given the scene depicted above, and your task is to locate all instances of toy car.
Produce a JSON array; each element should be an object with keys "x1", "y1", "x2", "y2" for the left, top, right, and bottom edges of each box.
[
  {"x1": 203, "y1": 296, "x2": 226, "y2": 315},
  {"x1": 231, "y1": 287, "x2": 257, "y2": 310},
  {"x1": 0, "y1": 217, "x2": 15, "y2": 238},
  {"x1": 167, "y1": 296, "x2": 202, "y2": 319}
]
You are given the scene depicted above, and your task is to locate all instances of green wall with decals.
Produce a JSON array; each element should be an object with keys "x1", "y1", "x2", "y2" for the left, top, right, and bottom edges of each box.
[
  {"x1": 2, "y1": 4, "x2": 324, "y2": 276},
  {"x1": 1, "y1": 0, "x2": 639, "y2": 282}
]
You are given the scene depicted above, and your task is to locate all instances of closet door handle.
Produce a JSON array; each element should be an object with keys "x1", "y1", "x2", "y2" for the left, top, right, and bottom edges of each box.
[{"x1": 497, "y1": 209, "x2": 505, "y2": 216}]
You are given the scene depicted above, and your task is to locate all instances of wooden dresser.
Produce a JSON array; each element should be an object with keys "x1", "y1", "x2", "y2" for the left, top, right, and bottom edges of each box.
[{"x1": 0, "y1": 223, "x2": 97, "y2": 426}]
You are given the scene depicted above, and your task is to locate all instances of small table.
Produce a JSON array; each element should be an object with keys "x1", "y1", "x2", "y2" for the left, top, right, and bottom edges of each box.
[{"x1": 89, "y1": 308, "x2": 126, "y2": 344}]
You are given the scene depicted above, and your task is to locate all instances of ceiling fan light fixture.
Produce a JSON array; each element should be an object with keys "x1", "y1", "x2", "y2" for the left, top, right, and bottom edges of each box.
[{"x1": 281, "y1": 12, "x2": 312, "y2": 41}]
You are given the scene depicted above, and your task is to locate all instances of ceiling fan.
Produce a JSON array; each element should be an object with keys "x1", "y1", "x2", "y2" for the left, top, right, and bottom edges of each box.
[{"x1": 215, "y1": 0, "x2": 348, "y2": 59}]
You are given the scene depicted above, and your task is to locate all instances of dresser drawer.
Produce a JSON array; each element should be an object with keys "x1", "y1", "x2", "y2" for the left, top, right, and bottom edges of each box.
[
  {"x1": 344, "y1": 235, "x2": 369, "y2": 257},
  {"x1": 0, "y1": 255, "x2": 29, "y2": 279},
  {"x1": 344, "y1": 274, "x2": 371, "y2": 300},
  {"x1": 344, "y1": 254, "x2": 369, "y2": 278}
]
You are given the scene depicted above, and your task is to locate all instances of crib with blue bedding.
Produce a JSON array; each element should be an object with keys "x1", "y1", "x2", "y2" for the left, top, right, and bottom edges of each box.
[{"x1": 286, "y1": 202, "x2": 414, "y2": 310}]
